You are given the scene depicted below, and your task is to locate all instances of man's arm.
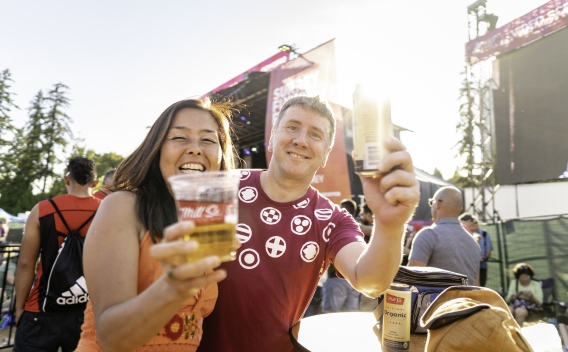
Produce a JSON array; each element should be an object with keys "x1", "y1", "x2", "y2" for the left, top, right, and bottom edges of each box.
[
  {"x1": 407, "y1": 258, "x2": 427, "y2": 266},
  {"x1": 334, "y1": 138, "x2": 420, "y2": 297},
  {"x1": 358, "y1": 222, "x2": 372, "y2": 236},
  {"x1": 14, "y1": 204, "x2": 41, "y2": 323}
]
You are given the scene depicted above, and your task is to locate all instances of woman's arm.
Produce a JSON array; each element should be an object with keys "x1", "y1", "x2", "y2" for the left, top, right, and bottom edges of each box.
[{"x1": 84, "y1": 192, "x2": 226, "y2": 351}]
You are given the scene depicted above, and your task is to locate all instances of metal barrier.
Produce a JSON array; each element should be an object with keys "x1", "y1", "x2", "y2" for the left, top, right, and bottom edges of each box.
[
  {"x1": 483, "y1": 216, "x2": 568, "y2": 304},
  {"x1": 0, "y1": 245, "x2": 20, "y2": 349}
]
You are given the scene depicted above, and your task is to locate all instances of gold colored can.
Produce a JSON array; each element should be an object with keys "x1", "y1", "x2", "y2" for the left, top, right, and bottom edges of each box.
[
  {"x1": 352, "y1": 84, "x2": 394, "y2": 177},
  {"x1": 382, "y1": 283, "x2": 411, "y2": 351}
]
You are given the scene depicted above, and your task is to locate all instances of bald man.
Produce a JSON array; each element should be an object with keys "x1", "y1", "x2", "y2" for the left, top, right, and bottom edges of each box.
[{"x1": 408, "y1": 187, "x2": 481, "y2": 285}]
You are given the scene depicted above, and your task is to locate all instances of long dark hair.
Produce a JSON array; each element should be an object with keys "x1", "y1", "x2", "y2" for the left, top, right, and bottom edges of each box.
[{"x1": 113, "y1": 98, "x2": 238, "y2": 242}]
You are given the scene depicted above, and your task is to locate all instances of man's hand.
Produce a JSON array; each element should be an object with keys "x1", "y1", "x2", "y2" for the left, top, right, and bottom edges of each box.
[{"x1": 359, "y1": 138, "x2": 420, "y2": 235}]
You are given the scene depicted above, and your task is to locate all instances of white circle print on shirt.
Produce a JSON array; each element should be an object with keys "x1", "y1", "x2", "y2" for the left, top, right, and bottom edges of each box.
[
  {"x1": 290, "y1": 215, "x2": 312, "y2": 235},
  {"x1": 239, "y1": 248, "x2": 260, "y2": 269},
  {"x1": 300, "y1": 242, "x2": 320, "y2": 262}
]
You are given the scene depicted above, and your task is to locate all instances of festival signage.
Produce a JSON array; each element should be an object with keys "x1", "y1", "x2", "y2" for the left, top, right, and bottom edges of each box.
[
  {"x1": 466, "y1": 0, "x2": 568, "y2": 64},
  {"x1": 265, "y1": 40, "x2": 352, "y2": 204}
]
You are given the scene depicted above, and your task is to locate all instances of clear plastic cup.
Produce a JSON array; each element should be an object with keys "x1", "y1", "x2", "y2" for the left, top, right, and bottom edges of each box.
[{"x1": 169, "y1": 171, "x2": 241, "y2": 263}]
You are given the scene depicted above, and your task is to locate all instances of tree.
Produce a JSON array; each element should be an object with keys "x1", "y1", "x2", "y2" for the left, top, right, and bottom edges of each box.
[
  {"x1": 32, "y1": 83, "x2": 73, "y2": 198},
  {"x1": 0, "y1": 69, "x2": 18, "y2": 147},
  {"x1": 432, "y1": 168, "x2": 444, "y2": 180}
]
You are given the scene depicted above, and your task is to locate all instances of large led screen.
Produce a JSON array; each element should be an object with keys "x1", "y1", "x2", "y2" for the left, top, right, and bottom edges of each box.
[{"x1": 493, "y1": 27, "x2": 568, "y2": 184}]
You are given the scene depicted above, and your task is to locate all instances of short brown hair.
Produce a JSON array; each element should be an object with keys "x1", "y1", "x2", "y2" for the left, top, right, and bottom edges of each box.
[{"x1": 274, "y1": 96, "x2": 336, "y2": 147}]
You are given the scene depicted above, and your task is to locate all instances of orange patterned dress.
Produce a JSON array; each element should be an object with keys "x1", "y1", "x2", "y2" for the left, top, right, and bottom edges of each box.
[{"x1": 75, "y1": 232, "x2": 218, "y2": 351}]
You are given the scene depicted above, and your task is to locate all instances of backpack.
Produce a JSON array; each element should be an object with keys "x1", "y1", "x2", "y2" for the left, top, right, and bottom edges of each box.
[
  {"x1": 42, "y1": 198, "x2": 96, "y2": 312},
  {"x1": 420, "y1": 286, "x2": 534, "y2": 352}
]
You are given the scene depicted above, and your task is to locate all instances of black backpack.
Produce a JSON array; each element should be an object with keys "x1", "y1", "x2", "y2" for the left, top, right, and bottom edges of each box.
[{"x1": 42, "y1": 198, "x2": 96, "y2": 312}]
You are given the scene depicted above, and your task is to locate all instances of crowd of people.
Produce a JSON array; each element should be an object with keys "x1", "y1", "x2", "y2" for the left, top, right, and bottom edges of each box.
[{"x1": 0, "y1": 94, "x2": 565, "y2": 351}]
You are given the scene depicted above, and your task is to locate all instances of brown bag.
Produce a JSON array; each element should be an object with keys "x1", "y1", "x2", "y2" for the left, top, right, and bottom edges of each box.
[{"x1": 420, "y1": 286, "x2": 534, "y2": 352}]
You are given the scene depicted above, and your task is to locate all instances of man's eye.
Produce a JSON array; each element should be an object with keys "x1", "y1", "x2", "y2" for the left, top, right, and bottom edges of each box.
[
  {"x1": 311, "y1": 132, "x2": 322, "y2": 139},
  {"x1": 287, "y1": 125, "x2": 298, "y2": 131}
]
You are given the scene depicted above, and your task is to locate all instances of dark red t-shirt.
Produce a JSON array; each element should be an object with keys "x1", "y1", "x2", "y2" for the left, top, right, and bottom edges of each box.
[
  {"x1": 24, "y1": 194, "x2": 101, "y2": 313},
  {"x1": 200, "y1": 170, "x2": 364, "y2": 351}
]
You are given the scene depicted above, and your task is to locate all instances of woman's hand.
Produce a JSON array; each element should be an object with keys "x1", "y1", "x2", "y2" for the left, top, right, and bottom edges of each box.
[{"x1": 150, "y1": 221, "x2": 227, "y2": 300}]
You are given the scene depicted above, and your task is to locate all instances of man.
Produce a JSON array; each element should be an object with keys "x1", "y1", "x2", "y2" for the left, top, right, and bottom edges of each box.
[
  {"x1": 358, "y1": 202, "x2": 374, "y2": 243},
  {"x1": 14, "y1": 157, "x2": 101, "y2": 352},
  {"x1": 408, "y1": 186, "x2": 480, "y2": 285},
  {"x1": 93, "y1": 168, "x2": 116, "y2": 200},
  {"x1": 321, "y1": 199, "x2": 362, "y2": 313},
  {"x1": 199, "y1": 96, "x2": 420, "y2": 351},
  {"x1": 459, "y1": 213, "x2": 493, "y2": 287}
]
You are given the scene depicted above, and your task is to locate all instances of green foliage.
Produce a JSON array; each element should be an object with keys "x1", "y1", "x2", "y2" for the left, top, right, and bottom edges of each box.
[
  {"x1": 432, "y1": 168, "x2": 444, "y2": 180},
  {"x1": 448, "y1": 168, "x2": 480, "y2": 188},
  {"x1": 69, "y1": 145, "x2": 123, "y2": 177},
  {"x1": 0, "y1": 75, "x2": 124, "y2": 214},
  {"x1": 0, "y1": 69, "x2": 18, "y2": 147}
]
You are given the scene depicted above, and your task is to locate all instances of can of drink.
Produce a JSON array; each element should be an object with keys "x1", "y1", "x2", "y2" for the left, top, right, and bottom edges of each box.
[
  {"x1": 352, "y1": 84, "x2": 394, "y2": 177},
  {"x1": 382, "y1": 283, "x2": 411, "y2": 351}
]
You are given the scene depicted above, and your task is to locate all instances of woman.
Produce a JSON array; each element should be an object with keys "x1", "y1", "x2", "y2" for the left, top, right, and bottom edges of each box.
[
  {"x1": 77, "y1": 98, "x2": 238, "y2": 351},
  {"x1": 505, "y1": 263, "x2": 543, "y2": 326}
]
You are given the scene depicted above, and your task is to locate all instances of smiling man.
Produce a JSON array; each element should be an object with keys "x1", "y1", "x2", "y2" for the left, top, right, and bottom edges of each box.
[{"x1": 199, "y1": 96, "x2": 420, "y2": 352}]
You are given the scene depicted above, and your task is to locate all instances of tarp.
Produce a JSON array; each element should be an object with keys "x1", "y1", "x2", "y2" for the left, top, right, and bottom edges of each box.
[{"x1": 0, "y1": 208, "x2": 26, "y2": 223}]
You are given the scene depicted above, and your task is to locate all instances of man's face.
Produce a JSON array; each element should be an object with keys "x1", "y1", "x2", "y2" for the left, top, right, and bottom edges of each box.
[
  {"x1": 361, "y1": 211, "x2": 373, "y2": 225},
  {"x1": 469, "y1": 221, "x2": 479, "y2": 233},
  {"x1": 460, "y1": 221, "x2": 471, "y2": 233},
  {"x1": 268, "y1": 106, "x2": 332, "y2": 182}
]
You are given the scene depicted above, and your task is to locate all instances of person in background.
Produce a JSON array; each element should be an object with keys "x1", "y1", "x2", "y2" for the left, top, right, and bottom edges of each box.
[
  {"x1": 93, "y1": 169, "x2": 116, "y2": 200},
  {"x1": 401, "y1": 225, "x2": 414, "y2": 266},
  {"x1": 459, "y1": 213, "x2": 493, "y2": 287},
  {"x1": 505, "y1": 263, "x2": 543, "y2": 326},
  {"x1": 0, "y1": 217, "x2": 9, "y2": 243},
  {"x1": 199, "y1": 96, "x2": 420, "y2": 351},
  {"x1": 408, "y1": 186, "x2": 481, "y2": 285},
  {"x1": 76, "y1": 99, "x2": 236, "y2": 351},
  {"x1": 358, "y1": 202, "x2": 373, "y2": 243},
  {"x1": 0, "y1": 250, "x2": 18, "y2": 312},
  {"x1": 14, "y1": 157, "x2": 101, "y2": 352},
  {"x1": 321, "y1": 199, "x2": 361, "y2": 314}
]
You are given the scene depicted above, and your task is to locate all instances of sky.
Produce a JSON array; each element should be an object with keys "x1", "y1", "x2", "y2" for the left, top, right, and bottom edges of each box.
[{"x1": 1, "y1": 0, "x2": 548, "y2": 179}]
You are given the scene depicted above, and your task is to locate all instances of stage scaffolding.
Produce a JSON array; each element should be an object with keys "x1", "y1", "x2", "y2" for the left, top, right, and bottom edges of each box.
[{"x1": 464, "y1": 0, "x2": 499, "y2": 223}]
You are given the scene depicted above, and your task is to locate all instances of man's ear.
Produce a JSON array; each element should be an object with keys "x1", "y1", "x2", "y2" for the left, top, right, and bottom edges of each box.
[
  {"x1": 64, "y1": 175, "x2": 71, "y2": 186},
  {"x1": 320, "y1": 147, "x2": 332, "y2": 168},
  {"x1": 92, "y1": 179, "x2": 99, "y2": 188}
]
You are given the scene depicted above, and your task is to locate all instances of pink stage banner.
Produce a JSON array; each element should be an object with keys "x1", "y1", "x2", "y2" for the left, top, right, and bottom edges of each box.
[
  {"x1": 466, "y1": 0, "x2": 568, "y2": 64},
  {"x1": 264, "y1": 40, "x2": 352, "y2": 205},
  {"x1": 209, "y1": 51, "x2": 290, "y2": 95}
]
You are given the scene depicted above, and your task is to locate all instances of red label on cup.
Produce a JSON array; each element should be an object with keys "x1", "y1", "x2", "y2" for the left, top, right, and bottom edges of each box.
[
  {"x1": 178, "y1": 201, "x2": 227, "y2": 226},
  {"x1": 386, "y1": 293, "x2": 405, "y2": 305}
]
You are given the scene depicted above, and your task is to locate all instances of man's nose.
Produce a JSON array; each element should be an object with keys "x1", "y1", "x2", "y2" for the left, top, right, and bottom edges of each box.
[{"x1": 293, "y1": 131, "x2": 308, "y2": 147}]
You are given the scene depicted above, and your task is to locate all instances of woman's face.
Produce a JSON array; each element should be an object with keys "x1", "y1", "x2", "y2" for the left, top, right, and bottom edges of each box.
[
  {"x1": 159, "y1": 108, "x2": 223, "y2": 184},
  {"x1": 518, "y1": 273, "x2": 531, "y2": 284}
]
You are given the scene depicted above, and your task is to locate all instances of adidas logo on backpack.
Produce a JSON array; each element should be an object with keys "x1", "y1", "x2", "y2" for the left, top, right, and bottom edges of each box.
[{"x1": 56, "y1": 276, "x2": 90, "y2": 305}]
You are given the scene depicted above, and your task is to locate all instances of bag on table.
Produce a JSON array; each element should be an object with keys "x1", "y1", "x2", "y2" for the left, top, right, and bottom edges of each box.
[{"x1": 420, "y1": 286, "x2": 533, "y2": 352}]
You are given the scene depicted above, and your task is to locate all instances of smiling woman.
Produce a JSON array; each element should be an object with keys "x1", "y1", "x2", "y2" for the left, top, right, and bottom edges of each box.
[{"x1": 76, "y1": 98, "x2": 240, "y2": 352}]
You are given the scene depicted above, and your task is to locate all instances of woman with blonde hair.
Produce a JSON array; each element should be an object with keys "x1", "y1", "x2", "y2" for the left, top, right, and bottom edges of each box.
[{"x1": 76, "y1": 98, "x2": 238, "y2": 351}]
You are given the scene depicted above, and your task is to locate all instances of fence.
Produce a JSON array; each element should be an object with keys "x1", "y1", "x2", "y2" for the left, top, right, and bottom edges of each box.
[
  {"x1": 483, "y1": 215, "x2": 568, "y2": 304},
  {"x1": 0, "y1": 245, "x2": 20, "y2": 349}
]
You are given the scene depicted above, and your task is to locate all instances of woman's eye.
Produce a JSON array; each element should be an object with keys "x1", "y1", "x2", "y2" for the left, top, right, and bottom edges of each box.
[
  {"x1": 170, "y1": 136, "x2": 185, "y2": 141},
  {"x1": 202, "y1": 138, "x2": 218, "y2": 144}
]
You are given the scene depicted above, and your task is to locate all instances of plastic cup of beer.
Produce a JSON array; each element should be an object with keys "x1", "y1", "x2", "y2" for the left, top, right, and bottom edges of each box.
[{"x1": 169, "y1": 171, "x2": 241, "y2": 263}]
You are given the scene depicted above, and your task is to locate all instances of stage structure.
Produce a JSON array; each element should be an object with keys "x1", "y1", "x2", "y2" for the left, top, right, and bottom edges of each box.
[{"x1": 464, "y1": 0, "x2": 568, "y2": 221}]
